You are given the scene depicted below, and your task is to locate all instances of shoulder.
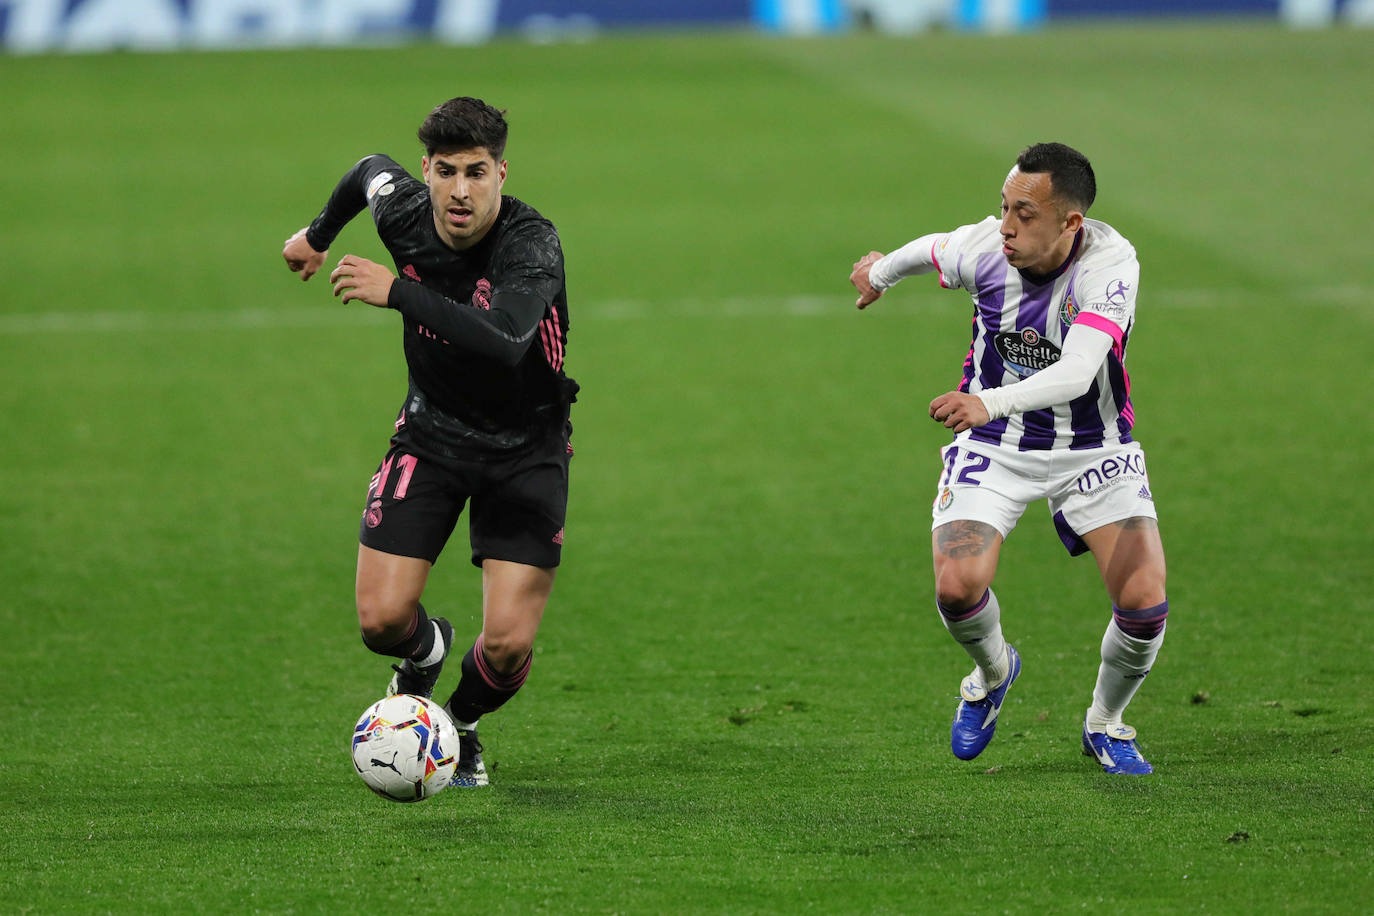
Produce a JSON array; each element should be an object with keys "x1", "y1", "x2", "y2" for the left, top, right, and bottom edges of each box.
[
  {"x1": 354, "y1": 154, "x2": 416, "y2": 192},
  {"x1": 934, "y1": 216, "x2": 1003, "y2": 290},
  {"x1": 499, "y1": 197, "x2": 559, "y2": 239},
  {"x1": 492, "y1": 197, "x2": 562, "y2": 257},
  {"x1": 945, "y1": 215, "x2": 1001, "y2": 251},
  {"x1": 359, "y1": 155, "x2": 423, "y2": 206},
  {"x1": 1077, "y1": 219, "x2": 1137, "y2": 269},
  {"x1": 1070, "y1": 219, "x2": 1140, "y2": 323}
]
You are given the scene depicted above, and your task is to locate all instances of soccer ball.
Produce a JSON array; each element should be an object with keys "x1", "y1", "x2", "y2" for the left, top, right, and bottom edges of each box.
[{"x1": 350, "y1": 694, "x2": 458, "y2": 802}]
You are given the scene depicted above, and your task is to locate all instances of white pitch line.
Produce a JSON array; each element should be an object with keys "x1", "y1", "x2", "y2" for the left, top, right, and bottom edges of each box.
[{"x1": 0, "y1": 288, "x2": 1366, "y2": 335}]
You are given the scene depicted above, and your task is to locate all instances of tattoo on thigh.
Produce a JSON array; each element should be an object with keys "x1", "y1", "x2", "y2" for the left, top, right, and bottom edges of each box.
[{"x1": 936, "y1": 521, "x2": 999, "y2": 559}]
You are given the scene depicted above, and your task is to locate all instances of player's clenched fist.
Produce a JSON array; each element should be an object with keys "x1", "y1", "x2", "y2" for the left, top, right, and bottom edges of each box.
[
  {"x1": 849, "y1": 250, "x2": 885, "y2": 309},
  {"x1": 929, "y1": 391, "x2": 990, "y2": 433},
  {"x1": 283, "y1": 228, "x2": 327, "y2": 281}
]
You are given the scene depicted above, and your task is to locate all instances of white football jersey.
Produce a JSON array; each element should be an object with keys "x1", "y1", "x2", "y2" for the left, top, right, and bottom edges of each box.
[{"x1": 932, "y1": 216, "x2": 1140, "y2": 451}]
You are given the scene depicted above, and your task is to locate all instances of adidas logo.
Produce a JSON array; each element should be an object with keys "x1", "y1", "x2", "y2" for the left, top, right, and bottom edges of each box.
[
  {"x1": 1138, "y1": 485, "x2": 1153, "y2": 500},
  {"x1": 552, "y1": 528, "x2": 564, "y2": 545}
]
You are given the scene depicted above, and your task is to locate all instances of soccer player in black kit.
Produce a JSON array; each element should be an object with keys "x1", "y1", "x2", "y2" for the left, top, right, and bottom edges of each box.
[{"x1": 281, "y1": 97, "x2": 576, "y2": 788}]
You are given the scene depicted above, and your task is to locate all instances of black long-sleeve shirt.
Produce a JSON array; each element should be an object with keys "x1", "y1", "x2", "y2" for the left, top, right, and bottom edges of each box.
[{"x1": 307, "y1": 155, "x2": 576, "y2": 456}]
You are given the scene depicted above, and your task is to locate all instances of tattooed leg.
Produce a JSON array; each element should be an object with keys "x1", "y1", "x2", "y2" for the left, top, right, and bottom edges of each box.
[{"x1": 932, "y1": 520, "x2": 1003, "y2": 610}]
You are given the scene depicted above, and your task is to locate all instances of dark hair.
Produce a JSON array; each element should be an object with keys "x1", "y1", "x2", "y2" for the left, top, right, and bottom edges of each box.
[
  {"x1": 1016, "y1": 142, "x2": 1096, "y2": 214},
  {"x1": 417, "y1": 97, "x2": 509, "y2": 160}
]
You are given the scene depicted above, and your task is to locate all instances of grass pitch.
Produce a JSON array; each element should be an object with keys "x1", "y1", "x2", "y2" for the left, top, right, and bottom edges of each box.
[{"x1": 2, "y1": 22, "x2": 1372, "y2": 914}]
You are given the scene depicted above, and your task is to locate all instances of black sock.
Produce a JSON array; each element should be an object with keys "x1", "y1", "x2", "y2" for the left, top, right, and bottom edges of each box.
[
  {"x1": 361, "y1": 602, "x2": 435, "y2": 660},
  {"x1": 444, "y1": 634, "x2": 532, "y2": 724}
]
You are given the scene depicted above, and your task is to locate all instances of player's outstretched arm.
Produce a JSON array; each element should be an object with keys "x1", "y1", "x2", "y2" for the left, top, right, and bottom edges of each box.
[
  {"x1": 283, "y1": 228, "x2": 328, "y2": 281},
  {"x1": 850, "y1": 251, "x2": 885, "y2": 309}
]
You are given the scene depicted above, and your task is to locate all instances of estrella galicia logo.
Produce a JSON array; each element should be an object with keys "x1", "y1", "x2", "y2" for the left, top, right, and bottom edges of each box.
[
  {"x1": 1105, "y1": 279, "x2": 1130, "y2": 305},
  {"x1": 992, "y1": 329, "x2": 1062, "y2": 377}
]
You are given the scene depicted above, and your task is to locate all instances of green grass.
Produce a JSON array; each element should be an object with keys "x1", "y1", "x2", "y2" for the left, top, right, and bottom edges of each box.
[{"x1": 3, "y1": 21, "x2": 1372, "y2": 914}]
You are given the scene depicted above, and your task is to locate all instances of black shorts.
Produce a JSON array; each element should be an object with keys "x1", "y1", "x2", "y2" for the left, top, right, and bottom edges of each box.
[{"x1": 358, "y1": 427, "x2": 571, "y2": 568}]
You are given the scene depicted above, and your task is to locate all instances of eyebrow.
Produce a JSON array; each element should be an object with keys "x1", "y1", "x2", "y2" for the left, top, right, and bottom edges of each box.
[{"x1": 433, "y1": 157, "x2": 489, "y2": 172}]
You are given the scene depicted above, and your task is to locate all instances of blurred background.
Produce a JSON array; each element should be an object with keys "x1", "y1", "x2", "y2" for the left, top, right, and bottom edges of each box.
[{"x1": 3, "y1": 0, "x2": 1372, "y2": 52}]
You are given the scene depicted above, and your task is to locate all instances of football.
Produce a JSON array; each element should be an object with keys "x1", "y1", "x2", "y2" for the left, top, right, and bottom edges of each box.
[{"x1": 350, "y1": 694, "x2": 458, "y2": 802}]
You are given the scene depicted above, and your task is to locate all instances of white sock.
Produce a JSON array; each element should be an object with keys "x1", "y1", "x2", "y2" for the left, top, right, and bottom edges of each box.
[
  {"x1": 1085, "y1": 621, "x2": 1165, "y2": 733},
  {"x1": 939, "y1": 589, "x2": 1010, "y2": 687},
  {"x1": 413, "y1": 621, "x2": 446, "y2": 668}
]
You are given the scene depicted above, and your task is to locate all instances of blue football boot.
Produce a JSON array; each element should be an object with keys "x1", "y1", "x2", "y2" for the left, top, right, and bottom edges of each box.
[
  {"x1": 950, "y1": 645, "x2": 1021, "y2": 760},
  {"x1": 1082, "y1": 722, "x2": 1153, "y2": 775}
]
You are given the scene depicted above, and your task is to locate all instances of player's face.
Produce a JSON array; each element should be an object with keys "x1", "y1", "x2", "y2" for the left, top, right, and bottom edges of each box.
[
  {"x1": 422, "y1": 148, "x2": 507, "y2": 251},
  {"x1": 999, "y1": 167, "x2": 1081, "y2": 275}
]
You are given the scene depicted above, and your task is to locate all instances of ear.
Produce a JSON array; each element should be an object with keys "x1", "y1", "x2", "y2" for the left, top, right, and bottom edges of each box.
[
  {"x1": 421, "y1": 155, "x2": 431, "y2": 183},
  {"x1": 1063, "y1": 209, "x2": 1084, "y2": 235},
  {"x1": 497, "y1": 159, "x2": 508, "y2": 189}
]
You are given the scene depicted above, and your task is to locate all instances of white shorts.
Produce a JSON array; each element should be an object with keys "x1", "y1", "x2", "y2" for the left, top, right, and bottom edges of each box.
[{"x1": 930, "y1": 438, "x2": 1158, "y2": 556}]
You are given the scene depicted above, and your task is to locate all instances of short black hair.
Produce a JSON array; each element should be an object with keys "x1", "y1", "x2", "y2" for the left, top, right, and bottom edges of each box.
[
  {"x1": 1016, "y1": 142, "x2": 1096, "y2": 214},
  {"x1": 417, "y1": 97, "x2": 508, "y2": 160}
]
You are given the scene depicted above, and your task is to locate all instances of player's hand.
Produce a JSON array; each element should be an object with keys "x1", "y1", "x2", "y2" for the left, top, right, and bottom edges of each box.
[
  {"x1": 850, "y1": 251, "x2": 885, "y2": 309},
  {"x1": 929, "y1": 391, "x2": 990, "y2": 433},
  {"x1": 330, "y1": 255, "x2": 395, "y2": 307},
  {"x1": 283, "y1": 228, "x2": 327, "y2": 281}
]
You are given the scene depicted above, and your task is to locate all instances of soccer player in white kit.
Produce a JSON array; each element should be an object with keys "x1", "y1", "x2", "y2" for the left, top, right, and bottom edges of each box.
[{"x1": 849, "y1": 143, "x2": 1168, "y2": 774}]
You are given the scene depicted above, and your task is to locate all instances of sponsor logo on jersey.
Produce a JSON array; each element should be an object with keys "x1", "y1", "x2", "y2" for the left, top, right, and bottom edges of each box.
[
  {"x1": 992, "y1": 330, "x2": 1062, "y2": 377},
  {"x1": 1105, "y1": 279, "x2": 1131, "y2": 305},
  {"x1": 366, "y1": 172, "x2": 395, "y2": 200},
  {"x1": 1138, "y1": 484, "x2": 1153, "y2": 501},
  {"x1": 552, "y1": 527, "x2": 565, "y2": 545},
  {"x1": 402, "y1": 264, "x2": 421, "y2": 282},
  {"x1": 1084, "y1": 300, "x2": 1130, "y2": 320}
]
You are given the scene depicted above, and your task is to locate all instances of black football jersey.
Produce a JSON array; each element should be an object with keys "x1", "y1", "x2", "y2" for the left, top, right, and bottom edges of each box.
[{"x1": 307, "y1": 155, "x2": 575, "y2": 455}]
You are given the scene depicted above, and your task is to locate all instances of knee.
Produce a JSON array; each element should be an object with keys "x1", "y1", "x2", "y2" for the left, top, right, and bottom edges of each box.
[
  {"x1": 934, "y1": 565, "x2": 991, "y2": 612},
  {"x1": 355, "y1": 590, "x2": 417, "y2": 650},
  {"x1": 480, "y1": 630, "x2": 534, "y2": 675},
  {"x1": 1113, "y1": 569, "x2": 1167, "y2": 613}
]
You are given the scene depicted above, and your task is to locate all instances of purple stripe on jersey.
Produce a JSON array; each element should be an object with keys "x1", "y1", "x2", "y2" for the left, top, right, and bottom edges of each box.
[
  {"x1": 1015, "y1": 271, "x2": 1056, "y2": 337},
  {"x1": 971, "y1": 252, "x2": 1009, "y2": 446},
  {"x1": 1016, "y1": 417, "x2": 1057, "y2": 450},
  {"x1": 1013, "y1": 273, "x2": 1057, "y2": 450},
  {"x1": 958, "y1": 312, "x2": 977, "y2": 393},
  {"x1": 1107, "y1": 351, "x2": 1134, "y2": 441},
  {"x1": 1069, "y1": 378, "x2": 1107, "y2": 450}
]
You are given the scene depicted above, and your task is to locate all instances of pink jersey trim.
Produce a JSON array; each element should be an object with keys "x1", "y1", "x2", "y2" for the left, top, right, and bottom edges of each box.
[
  {"x1": 1073, "y1": 311, "x2": 1124, "y2": 346},
  {"x1": 932, "y1": 237, "x2": 951, "y2": 289},
  {"x1": 539, "y1": 307, "x2": 565, "y2": 372}
]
